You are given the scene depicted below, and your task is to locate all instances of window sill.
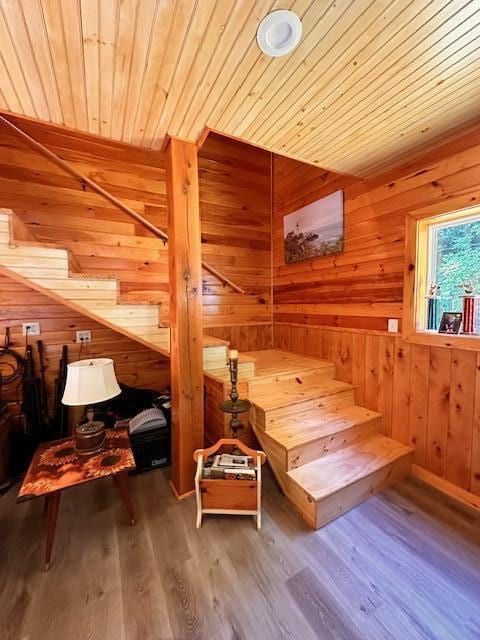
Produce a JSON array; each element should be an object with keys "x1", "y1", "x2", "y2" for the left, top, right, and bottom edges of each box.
[{"x1": 403, "y1": 330, "x2": 480, "y2": 351}]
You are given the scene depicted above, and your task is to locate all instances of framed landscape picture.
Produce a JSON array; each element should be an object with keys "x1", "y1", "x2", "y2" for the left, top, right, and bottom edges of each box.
[{"x1": 283, "y1": 190, "x2": 344, "y2": 264}]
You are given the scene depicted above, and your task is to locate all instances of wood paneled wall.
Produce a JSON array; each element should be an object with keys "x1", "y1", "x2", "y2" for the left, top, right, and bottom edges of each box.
[
  {"x1": 273, "y1": 155, "x2": 403, "y2": 332},
  {"x1": 201, "y1": 325, "x2": 273, "y2": 354},
  {"x1": 0, "y1": 118, "x2": 272, "y2": 346},
  {"x1": 0, "y1": 115, "x2": 169, "y2": 307},
  {"x1": 0, "y1": 273, "x2": 170, "y2": 414},
  {"x1": 273, "y1": 125, "x2": 480, "y2": 332},
  {"x1": 273, "y1": 126, "x2": 480, "y2": 501},
  {"x1": 198, "y1": 133, "x2": 272, "y2": 349}
]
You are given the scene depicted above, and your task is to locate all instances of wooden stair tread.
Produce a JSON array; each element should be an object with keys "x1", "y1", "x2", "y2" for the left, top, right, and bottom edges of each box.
[
  {"x1": 249, "y1": 375, "x2": 353, "y2": 411},
  {"x1": 244, "y1": 349, "x2": 334, "y2": 379},
  {"x1": 269, "y1": 406, "x2": 382, "y2": 449},
  {"x1": 287, "y1": 436, "x2": 413, "y2": 501},
  {"x1": 203, "y1": 335, "x2": 230, "y2": 348}
]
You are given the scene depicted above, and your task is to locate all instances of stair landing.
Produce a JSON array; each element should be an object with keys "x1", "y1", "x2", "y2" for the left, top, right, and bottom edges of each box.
[{"x1": 245, "y1": 349, "x2": 335, "y2": 381}]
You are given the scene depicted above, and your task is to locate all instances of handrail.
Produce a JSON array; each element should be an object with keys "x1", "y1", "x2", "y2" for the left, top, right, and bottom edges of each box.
[{"x1": 0, "y1": 114, "x2": 245, "y2": 294}]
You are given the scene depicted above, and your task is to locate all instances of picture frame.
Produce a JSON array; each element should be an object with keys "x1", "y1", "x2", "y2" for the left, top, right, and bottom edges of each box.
[
  {"x1": 438, "y1": 311, "x2": 462, "y2": 334},
  {"x1": 283, "y1": 190, "x2": 344, "y2": 264}
]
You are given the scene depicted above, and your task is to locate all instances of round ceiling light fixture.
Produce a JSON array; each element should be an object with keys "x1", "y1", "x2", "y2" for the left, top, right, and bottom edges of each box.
[{"x1": 256, "y1": 10, "x2": 302, "y2": 58}]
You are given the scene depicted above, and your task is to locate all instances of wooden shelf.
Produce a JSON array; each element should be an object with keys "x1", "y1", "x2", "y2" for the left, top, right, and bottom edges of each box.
[{"x1": 404, "y1": 330, "x2": 480, "y2": 351}]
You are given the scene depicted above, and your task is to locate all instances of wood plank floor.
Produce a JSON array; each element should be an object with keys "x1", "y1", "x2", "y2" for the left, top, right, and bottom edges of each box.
[{"x1": 1, "y1": 468, "x2": 479, "y2": 640}]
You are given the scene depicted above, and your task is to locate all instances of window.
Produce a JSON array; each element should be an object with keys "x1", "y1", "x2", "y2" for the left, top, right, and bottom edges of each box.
[
  {"x1": 404, "y1": 206, "x2": 480, "y2": 343},
  {"x1": 426, "y1": 213, "x2": 480, "y2": 333}
]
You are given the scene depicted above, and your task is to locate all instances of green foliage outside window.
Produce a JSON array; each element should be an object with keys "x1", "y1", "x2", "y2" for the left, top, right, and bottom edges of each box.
[{"x1": 431, "y1": 218, "x2": 480, "y2": 331}]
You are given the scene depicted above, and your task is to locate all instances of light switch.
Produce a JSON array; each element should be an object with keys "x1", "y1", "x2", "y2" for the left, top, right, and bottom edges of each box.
[{"x1": 387, "y1": 318, "x2": 399, "y2": 333}]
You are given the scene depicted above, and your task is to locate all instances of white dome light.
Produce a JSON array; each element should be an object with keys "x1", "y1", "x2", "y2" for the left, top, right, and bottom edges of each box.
[{"x1": 257, "y1": 10, "x2": 302, "y2": 58}]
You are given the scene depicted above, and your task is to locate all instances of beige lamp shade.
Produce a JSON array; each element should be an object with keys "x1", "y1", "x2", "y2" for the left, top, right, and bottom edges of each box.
[{"x1": 62, "y1": 358, "x2": 121, "y2": 406}]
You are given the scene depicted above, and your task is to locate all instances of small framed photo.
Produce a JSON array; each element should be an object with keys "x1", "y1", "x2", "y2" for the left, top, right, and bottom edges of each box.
[{"x1": 438, "y1": 312, "x2": 462, "y2": 334}]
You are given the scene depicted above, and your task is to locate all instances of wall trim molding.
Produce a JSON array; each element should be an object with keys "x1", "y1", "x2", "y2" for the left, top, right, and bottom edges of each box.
[
  {"x1": 273, "y1": 320, "x2": 394, "y2": 337},
  {"x1": 410, "y1": 465, "x2": 480, "y2": 513}
]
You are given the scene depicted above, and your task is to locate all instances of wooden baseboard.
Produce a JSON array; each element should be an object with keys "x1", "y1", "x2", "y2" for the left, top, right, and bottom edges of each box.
[
  {"x1": 410, "y1": 465, "x2": 480, "y2": 512},
  {"x1": 169, "y1": 480, "x2": 195, "y2": 501}
]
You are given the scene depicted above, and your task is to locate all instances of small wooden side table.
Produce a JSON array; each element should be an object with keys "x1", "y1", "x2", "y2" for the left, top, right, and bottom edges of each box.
[{"x1": 17, "y1": 428, "x2": 136, "y2": 571}]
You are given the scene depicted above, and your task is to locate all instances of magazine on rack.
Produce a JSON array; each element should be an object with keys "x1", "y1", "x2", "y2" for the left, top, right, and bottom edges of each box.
[{"x1": 213, "y1": 453, "x2": 251, "y2": 468}]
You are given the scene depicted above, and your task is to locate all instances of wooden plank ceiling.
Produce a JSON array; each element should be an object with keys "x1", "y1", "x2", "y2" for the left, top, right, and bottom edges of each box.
[{"x1": 0, "y1": 0, "x2": 479, "y2": 176}]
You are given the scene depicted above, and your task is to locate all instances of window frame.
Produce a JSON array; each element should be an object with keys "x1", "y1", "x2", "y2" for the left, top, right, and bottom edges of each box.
[{"x1": 403, "y1": 205, "x2": 480, "y2": 351}]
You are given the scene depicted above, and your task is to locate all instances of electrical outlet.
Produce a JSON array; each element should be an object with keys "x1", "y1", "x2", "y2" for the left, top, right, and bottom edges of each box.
[
  {"x1": 76, "y1": 330, "x2": 92, "y2": 343},
  {"x1": 22, "y1": 322, "x2": 40, "y2": 336},
  {"x1": 387, "y1": 318, "x2": 399, "y2": 333}
]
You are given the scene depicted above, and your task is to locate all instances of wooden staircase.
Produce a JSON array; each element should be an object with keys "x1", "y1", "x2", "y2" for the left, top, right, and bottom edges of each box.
[
  {"x1": 0, "y1": 208, "x2": 250, "y2": 379},
  {"x1": 205, "y1": 349, "x2": 413, "y2": 529}
]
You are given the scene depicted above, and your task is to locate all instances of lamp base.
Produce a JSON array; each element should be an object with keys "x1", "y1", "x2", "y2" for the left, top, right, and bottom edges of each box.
[{"x1": 74, "y1": 420, "x2": 106, "y2": 456}]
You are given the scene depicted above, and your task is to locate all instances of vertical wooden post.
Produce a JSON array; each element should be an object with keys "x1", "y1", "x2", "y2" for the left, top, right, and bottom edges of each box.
[{"x1": 166, "y1": 138, "x2": 204, "y2": 497}]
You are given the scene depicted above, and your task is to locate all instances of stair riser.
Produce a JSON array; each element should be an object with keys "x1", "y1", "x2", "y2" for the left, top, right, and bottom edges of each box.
[
  {"x1": 99, "y1": 307, "x2": 159, "y2": 318},
  {"x1": 106, "y1": 317, "x2": 159, "y2": 328},
  {"x1": 0, "y1": 243, "x2": 69, "y2": 260},
  {"x1": 207, "y1": 362, "x2": 256, "y2": 380},
  {"x1": 247, "y1": 364, "x2": 336, "y2": 391},
  {"x1": 254, "y1": 389, "x2": 356, "y2": 431},
  {"x1": 285, "y1": 450, "x2": 413, "y2": 530},
  {"x1": 235, "y1": 362, "x2": 256, "y2": 379},
  {"x1": 287, "y1": 416, "x2": 385, "y2": 470},
  {"x1": 66, "y1": 294, "x2": 118, "y2": 304},
  {"x1": 138, "y1": 338, "x2": 170, "y2": 347},
  {"x1": 4, "y1": 265, "x2": 69, "y2": 279},
  {"x1": 44, "y1": 280, "x2": 117, "y2": 291},
  {"x1": 252, "y1": 427, "x2": 289, "y2": 493},
  {"x1": 314, "y1": 451, "x2": 413, "y2": 528},
  {"x1": 203, "y1": 346, "x2": 229, "y2": 370}
]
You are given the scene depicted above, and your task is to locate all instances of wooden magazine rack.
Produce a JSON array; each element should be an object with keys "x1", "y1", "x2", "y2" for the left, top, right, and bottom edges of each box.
[{"x1": 194, "y1": 438, "x2": 266, "y2": 529}]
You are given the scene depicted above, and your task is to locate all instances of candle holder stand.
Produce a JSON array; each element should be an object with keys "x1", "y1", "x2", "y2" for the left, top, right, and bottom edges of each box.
[{"x1": 219, "y1": 355, "x2": 251, "y2": 439}]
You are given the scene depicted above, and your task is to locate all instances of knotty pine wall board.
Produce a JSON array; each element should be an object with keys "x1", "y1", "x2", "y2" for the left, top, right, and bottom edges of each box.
[
  {"x1": 272, "y1": 125, "x2": 480, "y2": 500},
  {"x1": 198, "y1": 133, "x2": 272, "y2": 348},
  {"x1": 0, "y1": 116, "x2": 169, "y2": 308},
  {"x1": 273, "y1": 323, "x2": 480, "y2": 497},
  {"x1": 0, "y1": 119, "x2": 272, "y2": 347},
  {"x1": 272, "y1": 124, "x2": 480, "y2": 332}
]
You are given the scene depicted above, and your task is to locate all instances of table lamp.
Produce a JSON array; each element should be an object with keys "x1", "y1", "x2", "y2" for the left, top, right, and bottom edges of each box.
[{"x1": 62, "y1": 358, "x2": 121, "y2": 455}]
